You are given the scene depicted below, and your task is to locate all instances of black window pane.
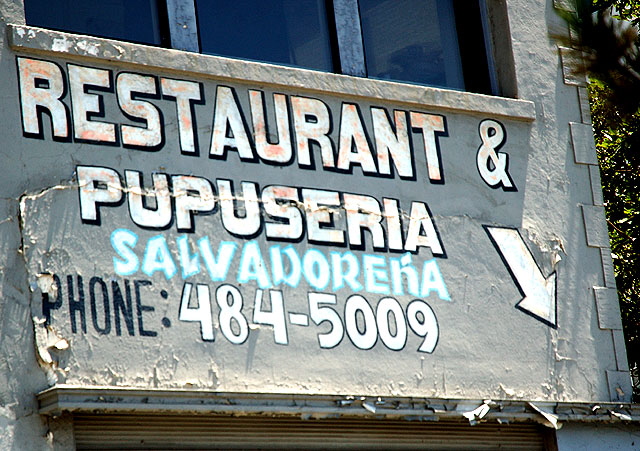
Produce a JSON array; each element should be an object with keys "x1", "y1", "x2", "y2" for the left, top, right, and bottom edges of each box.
[
  {"x1": 196, "y1": 0, "x2": 334, "y2": 72},
  {"x1": 452, "y1": 0, "x2": 493, "y2": 95},
  {"x1": 359, "y1": 0, "x2": 464, "y2": 89},
  {"x1": 24, "y1": 0, "x2": 162, "y2": 46}
]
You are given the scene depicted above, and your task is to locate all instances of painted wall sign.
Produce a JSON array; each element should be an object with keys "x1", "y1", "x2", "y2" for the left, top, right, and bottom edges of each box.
[{"x1": 18, "y1": 55, "x2": 564, "y2": 398}]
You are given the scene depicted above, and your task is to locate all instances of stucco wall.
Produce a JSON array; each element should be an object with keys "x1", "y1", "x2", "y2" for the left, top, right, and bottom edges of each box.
[{"x1": 0, "y1": 0, "x2": 635, "y2": 448}]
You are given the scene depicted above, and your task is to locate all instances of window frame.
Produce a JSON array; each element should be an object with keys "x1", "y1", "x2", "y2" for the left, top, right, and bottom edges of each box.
[{"x1": 24, "y1": 0, "x2": 505, "y2": 96}]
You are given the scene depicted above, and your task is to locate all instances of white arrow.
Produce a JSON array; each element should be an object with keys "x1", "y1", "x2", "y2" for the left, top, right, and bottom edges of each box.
[{"x1": 485, "y1": 226, "x2": 557, "y2": 328}]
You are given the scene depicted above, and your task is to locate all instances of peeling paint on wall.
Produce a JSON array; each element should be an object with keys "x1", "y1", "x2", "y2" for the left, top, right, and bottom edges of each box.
[
  {"x1": 0, "y1": 0, "x2": 637, "y2": 448},
  {"x1": 3, "y1": 15, "x2": 628, "y2": 406},
  {"x1": 13, "y1": 53, "x2": 576, "y2": 400}
]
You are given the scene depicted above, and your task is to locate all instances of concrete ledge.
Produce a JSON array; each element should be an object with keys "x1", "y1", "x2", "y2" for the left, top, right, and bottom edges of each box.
[
  {"x1": 38, "y1": 385, "x2": 640, "y2": 425},
  {"x1": 8, "y1": 24, "x2": 537, "y2": 122}
]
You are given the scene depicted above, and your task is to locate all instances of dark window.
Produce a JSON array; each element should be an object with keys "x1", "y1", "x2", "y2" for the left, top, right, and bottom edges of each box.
[
  {"x1": 24, "y1": 0, "x2": 167, "y2": 46},
  {"x1": 23, "y1": 0, "x2": 500, "y2": 94},
  {"x1": 452, "y1": 0, "x2": 495, "y2": 95},
  {"x1": 196, "y1": 0, "x2": 335, "y2": 72},
  {"x1": 360, "y1": 0, "x2": 463, "y2": 89}
]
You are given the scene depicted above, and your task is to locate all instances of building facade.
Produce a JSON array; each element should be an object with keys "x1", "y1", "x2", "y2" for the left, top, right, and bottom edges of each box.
[{"x1": 0, "y1": 0, "x2": 639, "y2": 448}]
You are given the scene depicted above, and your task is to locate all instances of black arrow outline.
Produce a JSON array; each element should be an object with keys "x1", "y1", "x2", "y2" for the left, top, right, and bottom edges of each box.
[{"x1": 484, "y1": 225, "x2": 558, "y2": 329}]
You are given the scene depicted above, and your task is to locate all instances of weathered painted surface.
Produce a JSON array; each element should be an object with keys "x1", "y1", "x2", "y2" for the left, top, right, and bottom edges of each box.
[
  {"x1": 18, "y1": 56, "x2": 538, "y2": 396},
  {"x1": 556, "y1": 423, "x2": 640, "y2": 450},
  {"x1": 0, "y1": 0, "x2": 636, "y2": 448}
]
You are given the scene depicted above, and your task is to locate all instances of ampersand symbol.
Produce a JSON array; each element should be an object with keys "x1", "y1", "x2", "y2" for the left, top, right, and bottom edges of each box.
[{"x1": 476, "y1": 119, "x2": 515, "y2": 190}]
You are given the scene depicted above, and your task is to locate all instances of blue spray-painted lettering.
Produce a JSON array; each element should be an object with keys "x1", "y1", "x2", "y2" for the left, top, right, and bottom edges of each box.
[
  {"x1": 330, "y1": 251, "x2": 362, "y2": 292},
  {"x1": 270, "y1": 245, "x2": 302, "y2": 287},
  {"x1": 198, "y1": 237, "x2": 236, "y2": 282},
  {"x1": 111, "y1": 228, "x2": 139, "y2": 276},
  {"x1": 421, "y1": 259, "x2": 451, "y2": 301},
  {"x1": 109, "y1": 229, "x2": 450, "y2": 301},
  {"x1": 363, "y1": 254, "x2": 389, "y2": 294},
  {"x1": 390, "y1": 253, "x2": 420, "y2": 297},
  {"x1": 141, "y1": 235, "x2": 177, "y2": 280},
  {"x1": 303, "y1": 249, "x2": 330, "y2": 290},
  {"x1": 177, "y1": 235, "x2": 200, "y2": 279},
  {"x1": 237, "y1": 241, "x2": 272, "y2": 288}
]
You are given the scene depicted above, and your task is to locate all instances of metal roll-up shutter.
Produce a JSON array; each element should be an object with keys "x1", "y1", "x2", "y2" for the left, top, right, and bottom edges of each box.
[{"x1": 73, "y1": 414, "x2": 551, "y2": 450}]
